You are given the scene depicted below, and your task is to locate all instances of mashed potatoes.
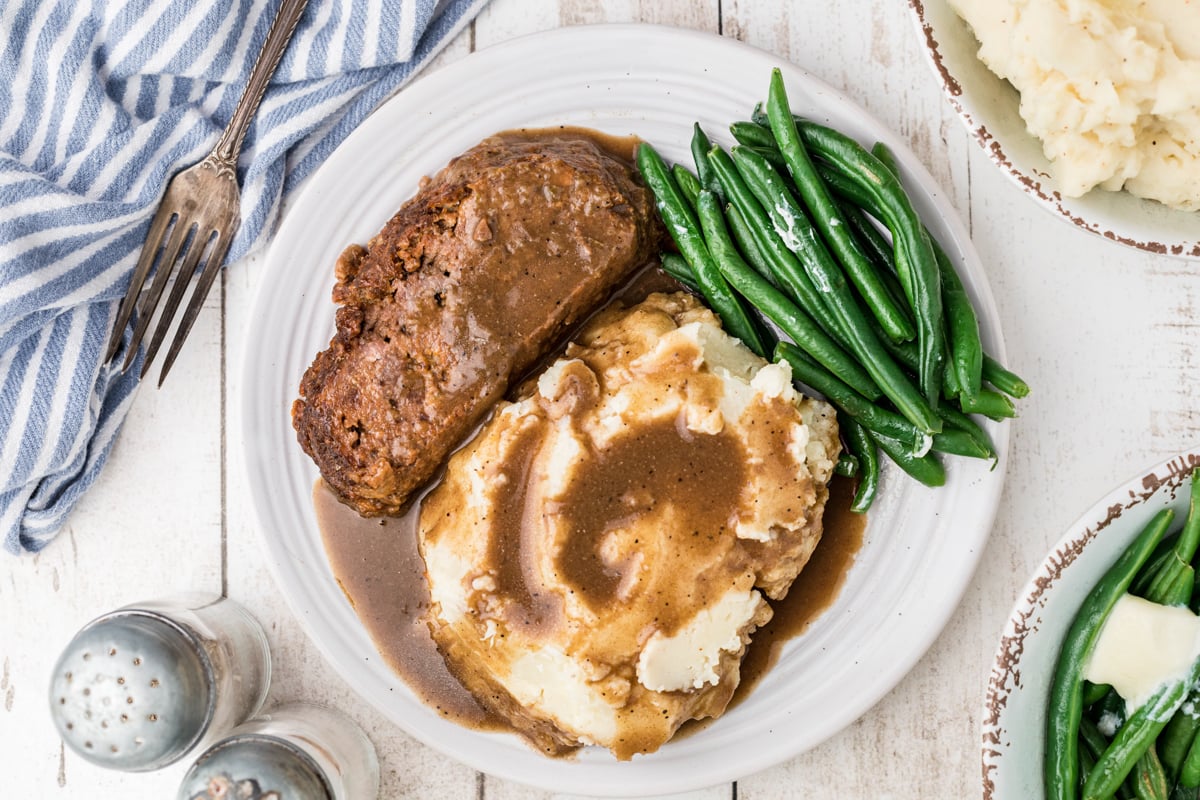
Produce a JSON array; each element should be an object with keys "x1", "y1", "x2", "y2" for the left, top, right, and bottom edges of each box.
[
  {"x1": 418, "y1": 292, "x2": 838, "y2": 759},
  {"x1": 949, "y1": 0, "x2": 1200, "y2": 210}
]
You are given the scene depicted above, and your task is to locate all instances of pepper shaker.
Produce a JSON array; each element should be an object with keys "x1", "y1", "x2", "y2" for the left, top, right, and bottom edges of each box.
[
  {"x1": 177, "y1": 702, "x2": 380, "y2": 800},
  {"x1": 48, "y1": 594, "x2": 271, "y2": 771}
]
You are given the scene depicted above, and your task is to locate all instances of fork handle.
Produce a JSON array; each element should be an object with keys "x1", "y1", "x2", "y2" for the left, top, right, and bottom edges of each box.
[{"x1": 211, "y1": 0, "x2": 310, "y2": 170}]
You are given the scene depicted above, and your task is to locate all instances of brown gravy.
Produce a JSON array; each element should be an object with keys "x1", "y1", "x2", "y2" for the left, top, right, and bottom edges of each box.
[
  {"x1": 316, "y1": 473, "x2": 864, "y2": 737},
  {"x1": 314, "y1": 482, "x2": 505, "y2": 730},
  {"x1": 734, "y1": 475, "x2": 865, "y2": 701},
  {"x1": 554, "y1": 418, "x2": 746, "y2": 623}
]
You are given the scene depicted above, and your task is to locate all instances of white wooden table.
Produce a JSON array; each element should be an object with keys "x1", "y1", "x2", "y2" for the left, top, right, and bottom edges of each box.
[{"x1": 5, "y1": 1, "x2": 1197, "y2": 797}]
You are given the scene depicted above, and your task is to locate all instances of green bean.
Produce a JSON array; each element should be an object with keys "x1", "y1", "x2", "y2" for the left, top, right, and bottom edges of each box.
[
  {"x1": 732, "y1": 145, "x2": 941, "y2": 435},
  {"x1": 838, "y1": 200, "x2": 913, "y2": 319},
  {"x1": 741, "y1": 143, "x2": 789, "y2": 169},
  {"x1": 1046, "y1": 508, "x2": 1174, "y2": 800},
  {"x1": 1173, "y1": 782, "x2": 1200, "y2": 800},
  {"x1": 799, "y1": 121, "x2": 946, "y2": 404},
  {"x1": 1144, "y1": 474, "x2": 1200, "y2": 605},
  {"x1": 1131, "y1": 745, "x2": 1169, "y2": 800},
  {"x1": 1165, "y1": 569, "x2": 1195, "y2": 607},
  {"x1": 984, "y1": 354, "x2": 1031, "y2": 398},
  {"x1": 822, "y1": 165, "x2": 960, "y2": 339},
  {"x1": 822, "y1": 149, "x2": 1003, "y2": 401},
  {"x1": 868, "y1": 313, "x2": 996, "y2": 417},
  {"x1": 1080, "y1": 746, "x2": 1098, "y2": 793},
  {"x1": 1080, "y1": 748, "x2": 1099, "y2": 791},
  {"x1": 816, "y1": 159, "x2": 875, "y2": 208},
  {"x1": 730, "y1": 120, "x2": 777, "y2": 150},
  {"x1": 817, "y1": 154, "x2": 1017, "y2": 405},
  {"x1": 835, "y1": 452, "x2": 859, "y2": 478},
  {"x1": 960, "y1": 389, "x2": 1017, "y2": 420},
  {"x1": 686, "y1": 190, "x2": 777, "y2": 357},
  {"x1": 942, "y1": 337, "x2": 965, "y2": 399},
  {"x1": 1181, "y1": 719, "x2": 1200, "y2": 787},
  {"x1": 841, "y1": 200, "x2": 896, "y2": 271},
  {"x1": 692, "y1": 190, "x2": 876, "y2": 392},
  {"x1": 660, "y1": 252, "x2": 702, "y2": 294},
  {"x1": 840, "y1": 412, "x2": 879, "y2": 512},
  {"x1": 1130, "y1": 534, "x2": 1181, "y2": 598},
  {"x1": 818, "y1": 150, "x2": 1032, "y2": 411},
  {"x1": 1083, "y1": 682, "x2": 1113, "y2": 710},
  {"x1": 870, "y1": 431, "x2": 945, "y2": 487},
  {"x1": 910, "y1": 226, "x2": 947, "y2": 403},
  {"x1": 873, "y1": 320, "x2": 917, "y2": 371},
  {"x1": 1085, "y1": 657, "x2": 1200, "y2": 800},
  {"x1": 936, "y1": 403, "x2": 997, "y2": 461},
  {"x1": 1081, "y1": 716, "x2": 1112, "y2": 761},
  {"x1": 930, "y1": 231, "x2": 984, "y2": 399},
  {"x1": 673, "y1": 163, "x2": 702, "y2": 212},
  {"x1": 658, "y1": 215, "x2": 776, "y2": 358},
  {"x1": 726, "y1": 203, "x2": 780, "y2": 287},
  {"x1": 775, "y1": 342, "x2": 931, "y2": 455},
  {"x1": 707, "y1": 144, "x2": 855, "y2": 349},
  {"x1": 691, "y1": 124, "x2": 723, "y2": 200},
  {"x1": 636, "y1": 143, "x2": 767, "y2": 358},
  {"x1": 871, "y1": 140, "x2": 902, "y2": 177},
  {"x1": 766, "y1": 70, "x2": 916, "y2": 344},
  {"x1": 1158, "y1": 689, "x2": 1200, "y2": 783},
  {"x1": 751, "y1": 101, "x2": 769, "y2": 127},
  {"x1": 930, "y1": 428, "x2": 993, "y2": 459}
]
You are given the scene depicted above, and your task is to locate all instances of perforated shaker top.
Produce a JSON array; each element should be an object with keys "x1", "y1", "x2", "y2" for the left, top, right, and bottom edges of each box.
[
  {"x1": 177, "y1": 734, "x2": 334, "y2": 800},
  {"x1": 49, "y1": 611, "x2": 213, "y2": 771}
]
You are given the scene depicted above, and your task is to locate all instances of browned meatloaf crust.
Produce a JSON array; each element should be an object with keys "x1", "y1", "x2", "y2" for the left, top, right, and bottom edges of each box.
[{"x1": 292, "y1": 130, "x2": 661, "y2": 516}]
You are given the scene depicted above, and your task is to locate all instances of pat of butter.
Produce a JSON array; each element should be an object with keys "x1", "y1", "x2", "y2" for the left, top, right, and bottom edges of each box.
[
  {"x1": 637, "y1": 588, "x2": 763, "y2": 692},
  {"x1": 1084, "y1": 593, "x2": 1200, "y2": 712}
]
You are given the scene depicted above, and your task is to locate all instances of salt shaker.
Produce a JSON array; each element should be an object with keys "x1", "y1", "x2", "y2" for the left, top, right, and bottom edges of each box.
[
  {"x1": 176, "y1": 703, "x2": 380, "y2": 800},
  {"x1": 48, "y1": 594, "x2": 271, "y2": 771}
]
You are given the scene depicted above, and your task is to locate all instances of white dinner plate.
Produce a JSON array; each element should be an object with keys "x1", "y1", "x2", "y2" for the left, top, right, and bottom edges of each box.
[
  {"x1": 242, "y1": 24, "x2": 1011, "y2": 796},
  {"x1": 983, "y1": 449, "x2": 1200, "y2": 800}
]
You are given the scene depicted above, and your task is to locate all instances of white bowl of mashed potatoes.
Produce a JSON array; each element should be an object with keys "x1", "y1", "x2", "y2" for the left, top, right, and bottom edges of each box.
[{"x1": 909, "y1": 0, "x2": 1200, "y2": 258}]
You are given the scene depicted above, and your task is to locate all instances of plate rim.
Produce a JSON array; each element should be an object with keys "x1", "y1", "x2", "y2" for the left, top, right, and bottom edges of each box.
[{"x1": 241, "y1": 21, "x2": 1011, "y2": 795}]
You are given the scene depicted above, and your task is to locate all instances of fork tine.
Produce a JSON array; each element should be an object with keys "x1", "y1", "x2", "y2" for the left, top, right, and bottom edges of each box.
[
  {"x1": 140, "y1": 228, "x2": 215, "y2": 376},
  {"x1": 105, "y1": 203, "x2": 177, "y2": 364},
  {"x1": 120, "y1": 217, "x2": 196, "y2": 374},
  {"x1": 156, "y1": 229, "x2": 233, "y2": 386}
]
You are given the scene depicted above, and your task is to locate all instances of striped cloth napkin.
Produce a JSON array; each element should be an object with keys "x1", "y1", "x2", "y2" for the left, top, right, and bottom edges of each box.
[{"x1": 1, "y1": 0, "x2": 490, "y2": 554}]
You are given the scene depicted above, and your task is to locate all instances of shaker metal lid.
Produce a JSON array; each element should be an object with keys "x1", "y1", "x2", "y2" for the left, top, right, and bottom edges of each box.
[
  {"x1": 48, "y1": 610, "x2": 214, "y2": 771},
  {"x1": 177, "y1": 734, "x2": 334, "y2": 800}
]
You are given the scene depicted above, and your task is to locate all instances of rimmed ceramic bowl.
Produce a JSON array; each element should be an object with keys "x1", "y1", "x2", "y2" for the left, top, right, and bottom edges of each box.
[
  {"x1": 907, "y1": 0, "x2": 1200, "y2": 259},
  {"x1": 983, "y1": 447, "x2": 1200, "y2": 799}
]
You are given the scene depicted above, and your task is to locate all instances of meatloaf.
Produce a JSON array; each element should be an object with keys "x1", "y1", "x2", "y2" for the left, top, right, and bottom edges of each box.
[{"x1": 292, "y1": 130, "x2": 661, "y2": 516}]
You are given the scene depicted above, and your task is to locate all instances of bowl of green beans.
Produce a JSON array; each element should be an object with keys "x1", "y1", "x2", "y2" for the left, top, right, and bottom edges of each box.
[{"x1": 984, "y1": 448, "x2": 1200, "y2": 800}]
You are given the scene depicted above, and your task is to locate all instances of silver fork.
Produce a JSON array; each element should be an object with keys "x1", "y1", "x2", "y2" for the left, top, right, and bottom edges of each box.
[{"x1": 105, "y1": 0, "x2": 309, "y2": 385}]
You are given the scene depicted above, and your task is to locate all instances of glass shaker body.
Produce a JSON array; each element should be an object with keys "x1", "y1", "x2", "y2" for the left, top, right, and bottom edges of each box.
[
  {"x1": 178, "y1": 702, "x2": 380, "y2": 800},
  {"x1": 48, "y1": 594, "x2": 271, "y2": 771},
  {"x1": 134, "y1": 594, "x2": 272, "y2": 739}
]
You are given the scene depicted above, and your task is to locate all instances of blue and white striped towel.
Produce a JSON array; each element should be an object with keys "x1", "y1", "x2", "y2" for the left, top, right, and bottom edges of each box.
[{"x1": 0, "y1": 0, "x2": 490, "y2": 554}]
